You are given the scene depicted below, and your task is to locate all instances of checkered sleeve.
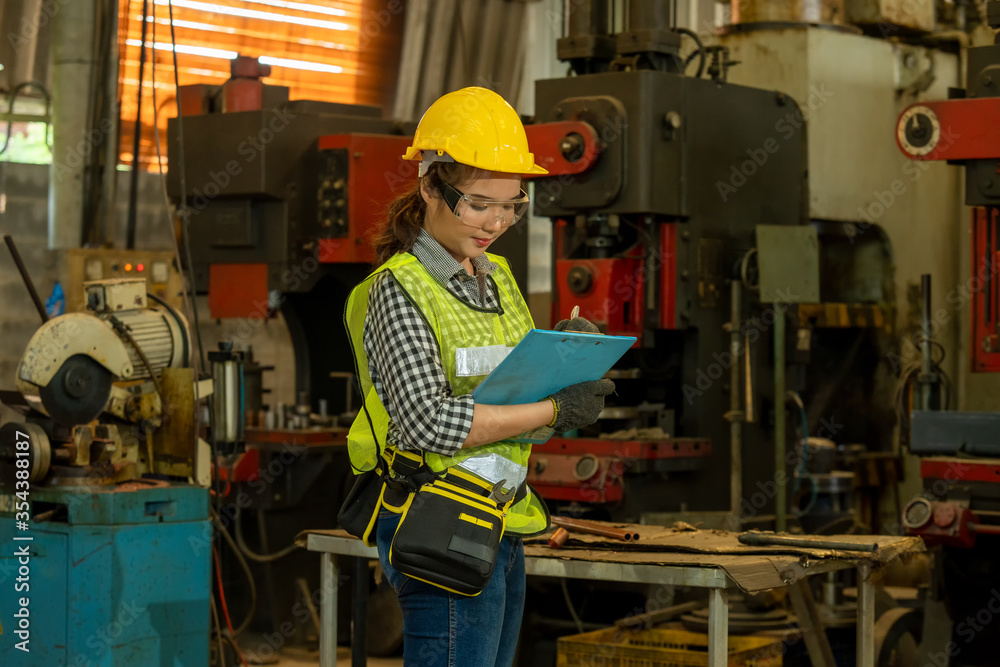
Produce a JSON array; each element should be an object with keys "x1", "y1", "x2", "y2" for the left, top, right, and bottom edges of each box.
[{"x1": 362, "y1": 272, "x2": 474, "y2": 457}]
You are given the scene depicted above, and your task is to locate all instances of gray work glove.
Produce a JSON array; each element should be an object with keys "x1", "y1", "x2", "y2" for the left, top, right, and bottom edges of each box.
[
  {"x1": 548, "y1": 379, "x2": 615, "y2": 432},
  {"x1": 552, "y1": 317, "x2": 600, "y2": 333}
]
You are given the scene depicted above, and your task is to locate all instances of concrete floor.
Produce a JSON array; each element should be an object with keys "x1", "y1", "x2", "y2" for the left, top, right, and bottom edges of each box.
[{"x1": 265, "y1": 648, "x2": 402, "y2": 666}]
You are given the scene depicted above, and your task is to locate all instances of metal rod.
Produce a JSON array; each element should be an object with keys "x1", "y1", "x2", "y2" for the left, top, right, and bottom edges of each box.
[
  {"x1": 729, "y1": 280, "x2": 743, "y2": 518},
  {"x1": 615, "y1": 600, "x2": 701, "y2": 629},
  {"x1": 552, "y1": 516, "x2": 638, "y2": 541},
  {"x1": 126, "y1": 0, "x2": 150, "y2": 250},
  {"x1": 920, "y1": 273, "x2": 933, "y2": 410},
  {"x1": 739, "y1": 532, "x2": 879, "y2": 553},
  {"x1": 970, "y1": 522, "x2": 1000, "y2": 535},
  {"x1": 297, "y1": 577, "x2": 323, "y2": 638},
  {"x1": 707, "y1": 587, "x2": 729, "y2": 667},
  {"x1": 320, "y1": 553, "x2": 337, "y2": 667},
  {"x1": 744, "y1": 333, "x2": 754, "y2": 423},
  {"x1": 857, "y1": 563, "x2": 875, "y2": 667},
  {"x1": 100, "y1": 0, "x2": 121, "y2": 246},
  {"x1": 351, "y1": 557, "x2": 368, "y2": 667},
  {"x1": 4, "y1": 234, "x2": 49, "y2": 323},
  {"x1": 628, "y1": 0, "x2": 670, "y2": 32},
  {"x1": 568, "y1": 0, "x2": 610, "y2": 37},
  {"x1": 774, "y1": 307, "x2": 786, "y2": 532}
]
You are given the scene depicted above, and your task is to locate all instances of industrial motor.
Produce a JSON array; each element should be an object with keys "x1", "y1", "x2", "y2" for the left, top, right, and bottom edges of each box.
[{"x1": 15, "y1": 278, "x2": 190, "y2": 425}]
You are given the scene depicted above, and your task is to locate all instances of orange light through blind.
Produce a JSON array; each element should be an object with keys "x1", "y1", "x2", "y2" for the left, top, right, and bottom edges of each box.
[{"x1": 119, "y1": 0, "x2": 366, "y2": 169}]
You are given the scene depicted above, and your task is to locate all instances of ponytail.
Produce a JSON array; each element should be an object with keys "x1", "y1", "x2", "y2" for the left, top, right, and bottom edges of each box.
[
  {"x1": 372, "y1": 161, "x2": 489, "y2": 266},
  {"x1": 373, "y1": 185, "x2": 424, "y2": 265}
]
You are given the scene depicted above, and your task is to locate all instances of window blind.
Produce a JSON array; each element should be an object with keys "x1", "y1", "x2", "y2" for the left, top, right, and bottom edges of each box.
[{"x1": 118, "y1": 0, "x2": 372, "y2": 169}]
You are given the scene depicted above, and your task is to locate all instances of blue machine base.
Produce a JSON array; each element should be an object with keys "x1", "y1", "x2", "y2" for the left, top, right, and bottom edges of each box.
[{"x1": 0, "y1": 483, "x2": 211, "y2": 666}]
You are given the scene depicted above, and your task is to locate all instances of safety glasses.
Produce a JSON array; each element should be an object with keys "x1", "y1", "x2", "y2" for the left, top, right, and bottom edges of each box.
[{"x1": 438, "y1": 182, "x2": 530, "y2": 230}]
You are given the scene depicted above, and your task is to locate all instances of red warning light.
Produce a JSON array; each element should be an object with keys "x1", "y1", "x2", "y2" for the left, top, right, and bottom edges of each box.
[{"x1": 137, "y1": 263, "x2": 145, "y2": 272}]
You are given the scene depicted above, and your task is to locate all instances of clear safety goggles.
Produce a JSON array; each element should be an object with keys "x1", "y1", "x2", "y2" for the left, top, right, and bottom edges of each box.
[{"x1": 438, "y1": 182, "x2": 530, "y2": 230}]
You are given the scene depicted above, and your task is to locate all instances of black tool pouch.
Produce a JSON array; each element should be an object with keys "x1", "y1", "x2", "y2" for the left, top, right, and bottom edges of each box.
[
  {"x1": 390, "y1": 476, "x2": 507, "y2": 596},
  {"x1": 337, "y1": 467, "x2": 384, "y2": 547}
]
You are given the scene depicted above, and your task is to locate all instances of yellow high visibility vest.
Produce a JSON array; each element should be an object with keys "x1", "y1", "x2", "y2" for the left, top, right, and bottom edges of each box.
[{"x1": 344, "y1": 251, "x2": 549, "y2": 536}]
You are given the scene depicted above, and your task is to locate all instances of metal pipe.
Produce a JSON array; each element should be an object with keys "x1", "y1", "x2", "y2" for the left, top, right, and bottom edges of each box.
[
  {"x1": 707, "y1": 588, "x2": 729, "y2": 667},
  {"x1": 920, "y1": 273, "x2": 933, "y2": 410},
  {"x1": 567, "y1": 0, "x2": 610, "y2": 37},
  {"x1": 100, "y1": 0, "x2": 121, "y2": 246},
  {"x1": 552, "y1": 516, "x2": 638, "y2": 541},
  {"x1": 774, "y1": 306, "x2": 786, "y2": 532},
  {"x1": 548, "y1": 527, "x2": 570, "y2": 548},
  {"x1": 729, "y1": 280, "x2": 743, "y2": 518},
  {"x1": 126, "y1": 0, "x2": 151, "y2": 250},
  {"x1": 628, "y1": 0, "x2": 671, "y2": 32},
  {"x1": 745, "y1": 333, "x2": 754, "y2": 423},
  {"x1": 4, "y1": 234, "x2": 49, "y2": 323},
  {"x1": 351, "y1": 557, "x2": 368, "y2": 667},
  {"x1": 970, "y1": 523, "x2": 1000, "y2": 535},
  {"x1": 739, "y1": 532, "x2": 879, "y2": 553},
  {"x1": 857, "y1": 564, "x2": 875, "y2": 667}
]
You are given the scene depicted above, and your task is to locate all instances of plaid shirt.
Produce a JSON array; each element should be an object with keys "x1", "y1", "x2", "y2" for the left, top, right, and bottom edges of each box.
[{"x1": 363, "y1": 230, "x2": 500, "y2": 457}]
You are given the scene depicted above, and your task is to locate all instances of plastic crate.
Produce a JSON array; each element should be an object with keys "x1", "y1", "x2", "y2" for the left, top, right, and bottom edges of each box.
[{"x1": 556, "y1": 627, "x2": 784, "y2": 667}]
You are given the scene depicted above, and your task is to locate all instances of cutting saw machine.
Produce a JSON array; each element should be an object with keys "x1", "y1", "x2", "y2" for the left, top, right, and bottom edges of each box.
[{"x1": 5, "y1": 277, "x2": 204, "y2": 485}]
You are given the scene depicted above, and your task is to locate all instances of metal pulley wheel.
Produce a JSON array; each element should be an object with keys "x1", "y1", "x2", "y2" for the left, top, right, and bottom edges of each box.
[
  {"x1": 0, "y1": 421, "x2": 51, "y2": 483},
  {"x1": 874, "y1": 607, "x2": 921, "y2": 667}
]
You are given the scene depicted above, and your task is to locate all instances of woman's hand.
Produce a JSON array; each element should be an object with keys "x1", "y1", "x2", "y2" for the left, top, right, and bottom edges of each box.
[
  {"x1": 552, "y1": 316, "x2": 600, "y2": 333},
  {"x1": 547, "y1": 379, "x2": 615, "y2": 432}
]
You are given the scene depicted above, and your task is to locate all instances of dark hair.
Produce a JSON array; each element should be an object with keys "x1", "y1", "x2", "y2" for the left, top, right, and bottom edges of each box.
[{"x1": 372, "y1": 161, "x2": 489, "y2": 265}]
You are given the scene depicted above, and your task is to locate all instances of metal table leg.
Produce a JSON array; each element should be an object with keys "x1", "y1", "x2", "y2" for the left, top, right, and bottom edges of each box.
[
  {"x1": 321, "y1": 553, "x2": 339, "y2": 667},
  {"x1": 857, "y1": 563, "x2": 875, "y2": 667},
  {"x1": 707, "y1": 587, "x2": 729, "y2": 667},
  {"x1": 352, "y1": 557, "x2": 368, "y2": 667}
]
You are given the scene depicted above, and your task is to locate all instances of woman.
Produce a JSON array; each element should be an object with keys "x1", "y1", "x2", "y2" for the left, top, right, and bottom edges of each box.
[{"x1": 343, "y1": 87, "x2": 613, "y2": 667}]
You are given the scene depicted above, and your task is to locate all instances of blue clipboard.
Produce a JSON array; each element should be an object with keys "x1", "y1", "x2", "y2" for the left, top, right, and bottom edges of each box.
[{"x1": 473, "y1": 329, "x2": 637, "y2": 443}]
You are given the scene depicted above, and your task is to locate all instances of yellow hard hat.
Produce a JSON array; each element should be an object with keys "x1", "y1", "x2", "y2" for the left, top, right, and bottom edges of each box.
[{"x1": 403, "y1": 87, "x2": 548, "y2": 175}]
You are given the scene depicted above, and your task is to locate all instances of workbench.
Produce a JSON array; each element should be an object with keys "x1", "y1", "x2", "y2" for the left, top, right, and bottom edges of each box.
[{"x1": 299, "y1": 527, "x2": 923, "y2": 667}]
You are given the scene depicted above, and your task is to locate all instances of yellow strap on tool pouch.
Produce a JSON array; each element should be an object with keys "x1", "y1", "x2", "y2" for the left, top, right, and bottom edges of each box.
[{"x1": 389, "y1": 471, "x2": 517, "y2": 596}]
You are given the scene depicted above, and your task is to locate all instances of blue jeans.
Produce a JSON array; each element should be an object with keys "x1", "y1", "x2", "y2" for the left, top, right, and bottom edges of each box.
[{"x1": 376, "y1": 510, "x2": 525, "y2": 667}]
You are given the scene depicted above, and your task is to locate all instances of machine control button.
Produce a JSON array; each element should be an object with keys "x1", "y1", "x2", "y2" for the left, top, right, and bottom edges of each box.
[
  {"x1": 151, "y1": 261, "x2": 169, "y2": 283},
  {"x1": 897, "y1": 105, "x2": 941, "y2": 157},
  {"x1": 573, "y1": 454, "x2": 600, "y2": 481},
  {"x1": 902, "y1": 497, "x2": 932, "y2": 529},
  {"x1": 933, "y1": 502, "x2": 957, "y2": 528}
]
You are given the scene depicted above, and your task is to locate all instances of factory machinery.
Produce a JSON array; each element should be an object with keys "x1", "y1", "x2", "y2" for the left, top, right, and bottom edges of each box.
[
  {"x1": 169, "y1": 8, "x2": 838, "y2": 530},
  {"x1": 0, "y1": 256, "x2": 215, "y2": 664},
  {"x1": 159, "y1": 1, "x2": 910, "y2": 661},
  {"x1": 894, "y1": 4, "x2": 1000, "y2": 665},
  {"x1": 0, "y1": 2, "x2": 955, "y2": 665}
]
